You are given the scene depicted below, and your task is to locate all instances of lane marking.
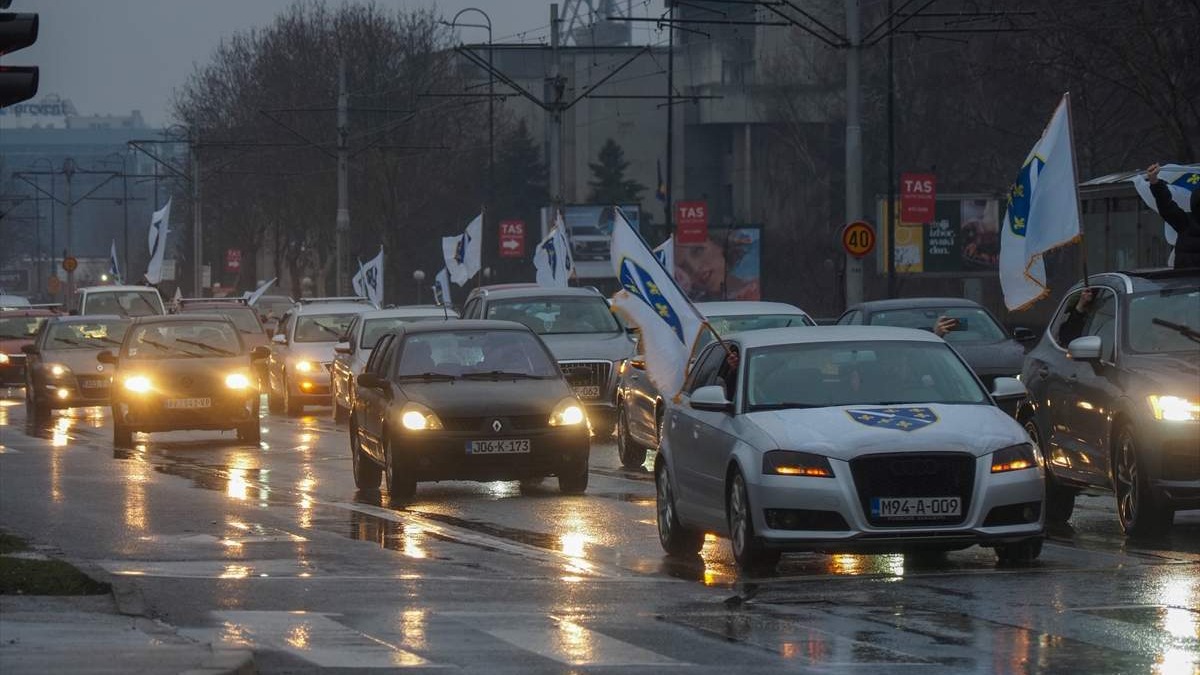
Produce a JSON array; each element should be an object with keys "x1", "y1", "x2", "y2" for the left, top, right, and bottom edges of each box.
[
  {"x1": 206, "y1": 610, "x2": 432, "y2": 668},
  {"x1": 475, "y1": 614, "x2": 686, "y2": 667}
]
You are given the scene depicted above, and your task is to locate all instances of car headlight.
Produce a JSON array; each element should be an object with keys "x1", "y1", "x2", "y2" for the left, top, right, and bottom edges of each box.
[
  {"x1": 991, "y1": 443, "x2": 1039, "y2": 473},
  {"x1": 295, "y1": 360, "x2": 315, "y2": 373},
  {"x1": 399, "y1": 402, "x2": 443, "y2": 431},
  {"x1": 1147, "y1": 395, "x2": 1199, "y2": 422},
  {"x1": 549, "y1": 397, "x2": 587, "y2": 427},
  {"x1": 123, "y1": 375, "x2": 152, "y2": 393},
  {"x1": 225, "y1": 372, "x2": 252, "y2": 390},
  {"x1": 46, "y1": 363, "x2": 70, "y2": 378},
  {"x1": 762, "y1": 450, "x2": 834, "y2": 477},
  {"x1": 0, "y1": 353, "x2": 8, "y2": 365}
]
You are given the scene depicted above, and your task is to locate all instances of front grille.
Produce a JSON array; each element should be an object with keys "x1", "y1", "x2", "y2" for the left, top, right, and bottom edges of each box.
[
  {"x1": 850, "y1": 452, "x2": 976, "y2": 527},
  {"x1": 558, "y1": 360, "x2": 611, "y2": 400},
  {"x1": 1164, "y1": 441, "x2": 1200, "y2": 481},
  {"x1": 441, "y1": 415, "x2": 549, "y2": 433},
  {"x1": 166, "y1": 373, "x2": 223, "y2": 396}
]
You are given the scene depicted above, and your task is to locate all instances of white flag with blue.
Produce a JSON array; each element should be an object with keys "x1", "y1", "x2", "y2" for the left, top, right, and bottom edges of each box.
[
  {"x1": 653, "y1": 236, "x2": 674, "y2": 277},
  {"x1": 108, "y1": 239, "x2": 121, "y2": 284},
  {"x1": 354, "y1": 247, "x2": 384, "y2": 307},
  {"x1": 442, "y1": 213, "x2": 482, "y2": 286},
  {"x1": 1130, "y1": 164, "x2": 1199, "y2": 266},
  {"x1": 145, "y1": 198, "x2": 171, "y2": 285},
  {"x1": 610, "y1": 209, "x2": 705, "y2": 396},
  {"x1": 534, "y1": 211, "x2": 574, "y2": 287},
  {"x1": 432, "y1": 268, "x2": 451, "y2": 306},
  {"x1": 999, "y1": 94, "x2": 1081, "y2": 311},
  {"x1": 245, "y1": 278, "x2": 277, "y2": 305}
]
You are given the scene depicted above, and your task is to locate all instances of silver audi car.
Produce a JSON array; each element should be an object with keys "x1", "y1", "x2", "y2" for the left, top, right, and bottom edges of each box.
[{"x1": 654, "y1": 326, "x2": 1044, "y2": 571}]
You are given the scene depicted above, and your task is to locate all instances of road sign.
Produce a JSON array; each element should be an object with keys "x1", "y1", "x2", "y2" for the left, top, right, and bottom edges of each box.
[
  {"x1": 901, "y1": 173, "x2": 936, "y2": 222},
  {"x1": 62, "y1": 256, "x2": 78, "y2": 273},
  {"x1": 47, "y1": 275, "x2": 61, "y2": 295},
  {"x1": 842, "y1": 221, "x2": 876, "y2": 258},
  {"x1": 499, "y1": 220, "x2": 525, "y2": 258},
  {"x1": 675, "y1": 201, "x2": 709, "y2": 244},
  {"x1": 225, "y1": 249, "x2": 242, "y2": 273}
]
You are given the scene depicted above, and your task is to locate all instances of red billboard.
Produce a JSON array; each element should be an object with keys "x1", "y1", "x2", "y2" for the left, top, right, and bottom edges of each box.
[
  {"x1": 900, "y1": 173, "x2": 936, "y2": 223},
  {"x1": 675, "y1": 201, "x2": 709, "y2": 244},
  {"x1": 499, "y1": 220, "x2": 525, "y2": 258},
  {"x1": 224, "y1": 249, "x2": 242, "y2": 273}
]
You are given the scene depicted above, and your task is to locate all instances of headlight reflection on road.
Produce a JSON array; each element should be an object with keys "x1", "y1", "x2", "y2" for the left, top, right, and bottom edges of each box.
[
  {"x1": 554, "y1": 618, "x2": 596, "y2": 665},
  {"x1": 399, "y1": 609, "x2": 427, "y2": 651},
  {"x1": 123, "y1": 448, "x2": 151, "y2": 533}
]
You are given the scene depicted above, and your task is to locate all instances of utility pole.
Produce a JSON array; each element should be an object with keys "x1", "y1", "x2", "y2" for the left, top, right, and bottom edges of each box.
[
  {"x1": 664, "y1": 1, "x2": 674, "y2": 237},
  {"x1": 64, "y1": 158, "x2": 75, "y2": 299},
  {"x1": 885, "y1": 0, "x2": 896, "y2": 298},
  {"x1": 336, "y1": 58, "x2": 350, "y2": 296},
  {"x1": 192, "y1": 133, "x2": 203, "y2": 297},
  {"x1": 547, "y1": 4, "x2": 564, "y2": 206},
  {"x1": 844, "y1": 0, "x2": 863, "y2": 308}
]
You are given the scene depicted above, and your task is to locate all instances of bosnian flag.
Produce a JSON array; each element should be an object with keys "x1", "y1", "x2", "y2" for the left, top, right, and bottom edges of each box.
[
  {"x1": 442, "y1": 214, "x2": 482, "y2": 286},
  {"x1": 145, "y1": 198, "x2": 171, "y2": 284},
  {"x1": 1131, "y1": 164, "x2": 1199, "y2": 266},
  {"x1": 108, "y1": 239, "x2": 121, "y2": 284},
  {"x1": 653, "y1": 236, "x2": 674, "y2": 278},
  {"x1": 432, "y1": 268, "x2": 452, "y2": 306},
  {"x1": 534, "y1": 211, "x2": 574, "y2": 287}
]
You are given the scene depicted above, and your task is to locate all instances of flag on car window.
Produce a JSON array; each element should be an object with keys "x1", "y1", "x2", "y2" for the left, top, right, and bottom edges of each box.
[
  {"x1": 432, "y1": 268, "x2": 452, "y2": 306},
  {"x1": 999, "y1": 94, "x2": 1081, "y2": 311},
  {"x1": 351, "y1": 247, "x2": 384, "y2": 307},
  {"x1": 534, "y1": 210, "x2": 574, "y2": 287},
  {"x1": 610, "y1": 209, "x2": 705, "y2": 396},
  {"x1": 108, "y1": 239, "x2": 121, "y2": 284},
  {"x1": 443, "y1": 213, "x2": 482, "y2": 286}
]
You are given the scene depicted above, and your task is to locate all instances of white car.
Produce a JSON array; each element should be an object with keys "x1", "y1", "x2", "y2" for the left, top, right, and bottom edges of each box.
[
  {"x1": 330, "y1": 306, "x2": 458, "y2": 423},
  {"x1": 267, "y1": 298, "x2": 373, "y2": 416},
  {"x1": 655, "y1": 326, "x2": 1044, "y2": 570}
]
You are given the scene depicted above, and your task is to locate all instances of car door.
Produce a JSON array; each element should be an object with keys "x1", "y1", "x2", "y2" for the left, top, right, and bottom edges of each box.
[
  {"x1": 690, "y1": 343, "x2": 744, "y2": 515},
  {"x1": 355, "y1": 334, "x2": 394, "y2": 461},
  {"x1": 333, "y1": 316, "x2": 360, "y2": 405},
  {"x1": 1062, "y1": 288, "x2": 1122, "y2": 484},
  {"x1": 667, "y1": 345, "x2": 725, "y2": 524},
  {"x1": 269, "y1": 312, "x2": 294, "y2": 393}
]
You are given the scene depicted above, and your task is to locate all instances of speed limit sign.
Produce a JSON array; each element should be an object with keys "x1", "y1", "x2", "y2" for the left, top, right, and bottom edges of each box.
[{"x1": 841, "y1": 221, "x2": 876, "y2": 258}]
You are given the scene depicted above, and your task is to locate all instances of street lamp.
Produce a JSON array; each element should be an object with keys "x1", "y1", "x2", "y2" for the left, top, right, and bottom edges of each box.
[
  {"x1": 413, "y1": 269, "x2": 426, "y2": 304},
  {"x1": 444, "y1": 8, "x2": 494, "y2": 244},
  {"x1": 30, "y1": 157, "x2": 54, "y2": 298},
  {"x1": 63, "y1": 157, "x2": 77, "y2": 300}
]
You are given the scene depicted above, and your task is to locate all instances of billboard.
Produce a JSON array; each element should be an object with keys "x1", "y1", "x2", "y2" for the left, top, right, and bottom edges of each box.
[
  {"x1": 674, "y1": 226, "x2": 762, "y2": 301},
  {"x1": 878, "y1": 196, "x2": 1001, "y2": 274},
  {"x1": 541, "y1": 204, "x2": 641, "y2": 280}
]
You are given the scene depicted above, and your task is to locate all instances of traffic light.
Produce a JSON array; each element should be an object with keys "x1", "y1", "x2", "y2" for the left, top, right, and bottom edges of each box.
[{"x1": 0, "y1": 0, "x2": 39, "y2": 108}]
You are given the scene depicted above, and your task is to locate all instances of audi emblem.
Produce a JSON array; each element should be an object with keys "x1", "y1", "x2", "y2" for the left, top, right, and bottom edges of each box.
[
  {"x1": 889, "y1": 459, "x2": 940, "y2": 477},
  {"x1": 492, "y1": 419, "x2": 503, "y2": 433}
]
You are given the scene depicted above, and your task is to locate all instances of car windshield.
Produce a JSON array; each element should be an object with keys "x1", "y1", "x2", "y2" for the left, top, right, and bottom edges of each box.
[
  {"x1": 1127, "y1": 288, "x2": 1200, "y2": 354},
  {"x1": 394, "y1": 330, "x2": 558, "y2": 379},
  {"x1": 180, "y1": 306, "x2": 261, "y2": 334},
  {"x1": 84, "y1": 290, "x2": 163, "y2": 317},
  {"x1": 486, "y1": 297, "x2": 620, "y2": 335},
  {"x1": 294, "y1": 313, "x2": 357, "y2": 343},
  {"x1": 0, "y1": 315, "x2": 49, "y2": 339},
  {"x1": 361, "y1": 316, "x2": 445, "y2": 349},
  {"x1": 698, "y1": 313, "x2": 814, "y2": 348},
  {"x1": 46, "y1": 320, "x2": 129, "y2": 350},
  {"x1": 745, "y1": 340, "x2": 988, "y2": 410},
  {"x1": 123, "y1": 321, "x2": 242, "y2": 359},
  {"x1": 869, "y1": 307, "x2": 1006, "y2": 343}
]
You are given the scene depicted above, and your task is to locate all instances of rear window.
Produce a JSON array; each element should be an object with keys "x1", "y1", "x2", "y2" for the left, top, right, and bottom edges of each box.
[
  {"x1": 123, "y1": 321, "x2": 242, "y2": 359},
  {"x1": 361, "y1": 316, "x2": 445, "y2": 349},
  {"x1": 870, "y1": 307, "x2": 1006, "y2": 343},
  {"x1": 0, "y1": 315, "x2": 49, "y2": 339},
  {"x1": 394, "y1": 329, "x2": 558, "y2": 378},
  {"x1": 83, "y1": 290, "x2": 163, "y2": 317},
  {"x1": 486, "y1": 297, "x2": 620, "y2": 335},
  {"x1": 294, "y1": 313, "x2": 356, "y2": 343},
  {"x1": 180, "y1": 305, "x2": 262, "y2": 334},
  {"x1": 46, "y1": 320, "x2": 129, "y2": 350}
]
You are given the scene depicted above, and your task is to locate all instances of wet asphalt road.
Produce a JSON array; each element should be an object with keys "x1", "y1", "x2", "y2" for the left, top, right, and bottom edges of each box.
[{"x1": 0, "y1": 396, "x2": 1197, "y2": 674}]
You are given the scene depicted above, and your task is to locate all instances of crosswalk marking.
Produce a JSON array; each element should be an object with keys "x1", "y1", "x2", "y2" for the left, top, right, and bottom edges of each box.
[
  {"x1": 208, "y1": 611, "x2": 431, "y2": 668},
  {"x1": 477, "y1": 615, "x2": 687, "y2": 667}
]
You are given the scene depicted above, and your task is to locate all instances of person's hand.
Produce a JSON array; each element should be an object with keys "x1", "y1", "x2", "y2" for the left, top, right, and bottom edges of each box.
[
  {"x1": 1147, "y1": 163, "x2": 1161, "y2": 184},
  {"x1": 933, "y1": 316, "x2": 958, "y2": 337},
  {"x1": 724, "y1": 349, "x2": 739, "y2": 370},
  {"x1": 1075, "y1": 288, "x2": 1096, "y2": 313}
]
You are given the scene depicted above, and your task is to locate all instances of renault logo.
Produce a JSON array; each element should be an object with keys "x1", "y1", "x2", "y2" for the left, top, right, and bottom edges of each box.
[
  {"x1": 492, "y1": 419, "x2": 503, "y2": 433},
  {"x1": 96, "y1": 364, "x2": 105, "y2": 372}
]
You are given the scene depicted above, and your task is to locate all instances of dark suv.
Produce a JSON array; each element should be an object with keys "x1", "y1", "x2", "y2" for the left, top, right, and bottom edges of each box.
[{"x1": 1018, "y1": 270, "x2": 1199, "y2": 535}]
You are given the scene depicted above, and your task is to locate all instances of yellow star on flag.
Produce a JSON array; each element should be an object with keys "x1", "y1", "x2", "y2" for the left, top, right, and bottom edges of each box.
[{"x1": 1187, "y1": 173, "x2": 1199, "y2": 185}]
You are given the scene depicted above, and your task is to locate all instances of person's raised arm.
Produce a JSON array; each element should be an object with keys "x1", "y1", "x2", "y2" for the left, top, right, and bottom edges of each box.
[{"x1": 1147, "y1": 163, "x2": 1191, "y2": 235}]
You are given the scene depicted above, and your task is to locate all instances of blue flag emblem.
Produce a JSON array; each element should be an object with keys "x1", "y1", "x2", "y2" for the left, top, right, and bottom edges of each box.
[
  {"x1": 846, "y1": 407, "x2": 938, "y2": 432},
  {"x1": 454, "y1": 232, "x2": 471, "y2": 265},
  {"x1": 541, "y1": 237, "x2": 558, "y2": 276},
  {"x1": 618, "y1": 257, "x2": 684, "y2": 343},
  {"x1": 1006, "y1": 156, "x2": 1044, "y2": 237},
  {"x1": 1170, "y1": 172, "x2": 1200, "y2": 191}
]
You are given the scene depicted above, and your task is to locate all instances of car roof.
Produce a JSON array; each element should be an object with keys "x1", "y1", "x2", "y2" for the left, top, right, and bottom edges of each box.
[
  {"x1": 0, "y1": 307, "x2": 58, "y2": 317},
  {"x1": 1070, "y1": 269, "x2": 1200, "y2": 294},
  {"x1": 849, "y1": 297, "x2": 984, "y2": 313},
  {"x1": 396, "y1": 319, "x2": 532, "y2": 335},
  {"x1": 0, "y1": 295, "x2": 31, "y2": 307},
  {"x1": 46, "y1": 314, "x2": 127, "y2": 324},
  {"x1": 77, "y1": 285, "x2": 160, "y2": 294},
  {"x1": 469, "y1": 285, "x2": 605, "y2": 301},
  {"x1": 358, "y1": 307, "x2": 459, "y2": 320},
  {"x1": 292, "y1": 302, "x2": 372, "y2": 315},
  {"x1": 730, "y1": 325, "x2": 943, "y2": 348},
  {"x1": 696, "y1": 301, "x2": 810, "y2": 317},
  {"x1": 178, "y1": 302, "x2": 253, "y2": 310},
  {"x1": 129, "y1": 314, "x2": 235, "y2": 325}
]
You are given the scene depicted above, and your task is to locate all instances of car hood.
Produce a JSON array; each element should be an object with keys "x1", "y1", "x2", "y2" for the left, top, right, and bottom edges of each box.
[
  {"x1": 116, "y1": 355, "x2": 252, "y2": 379},
  {"x1": 948, "y1": 339, "x2": 1025, "y2": 375},
  {"x1": 400, "y1": 378, "x2": 571, "y2": 418},
  {"x1": 1121, "y1": 352, "x2": 1200, "y2": 395},
  {"x1": 539, "y1": 332, "x2": 635, "y2": 362},
  {"x1": 38, "y1": 348, "x2": 118, "y2": 376},
  {"x1": 287, "y1": 343, "x2": 337, "y2": 363},
  {"x1": 0, "y1": 337, "x2": 33, "y2": 355},
  {"x1": 747, "y1": 403, "x2": 1025, "y2": 460}
]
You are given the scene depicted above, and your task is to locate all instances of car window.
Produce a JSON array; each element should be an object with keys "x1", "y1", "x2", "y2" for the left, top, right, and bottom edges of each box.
[
  {"x1": 462, "y1": 299, "x2": 479, "y2": 319},
  {"x1": 85, "y1": 290, "x2": 163, "y2": 317},
  {"x1": 0, "y1": 315, "x2": 49, "y2": 339},
  {"x1": 1126, "y1": 288, "x2": 1200, "y2": 354},
  {"x1": 294, "y1": 313, "x2": 357, "y2": 343},
  {"x1": 744, "y1": 340, "x2": 988, "y2": 410},
  {"x1": 179, "y1": 306, "x2": 262, "y2": 334},
  {"x1": 870, "y1": 307, "x2": 1006, "y2": 343},
  {"x1": 838, "y1": 310, "x2": 862, "y2": 326},
  {"x1": 686, "y1": 345, "x2": 724, "y2": 394},
  {"x1": 394, "y1": 329, "x2": 558, "y2": 378},
  {"x1": 45, "y1": 320, "x2": 129, "y2": 350},
  {"x1": 1082, "y1": 289, "x2": 1118, "y2": 361},
  {"x1": 485, "y1": 297, "x2": 620, "y2": 334},
  {"x1": 123, "y1": 321, "x2": 242, "y2": 359},
  {"x1": 697, "y1": 313, "x2": 813, "y2": 349},
  {"x1": 361, "y1": 316, "x2": 444, "y2": 349},
  {"x1": 377, "y1": 335, "x2": 399, "y2": 377},
  {"x1": 365, "y1": 334, "x2": 392, "y2": 375}
]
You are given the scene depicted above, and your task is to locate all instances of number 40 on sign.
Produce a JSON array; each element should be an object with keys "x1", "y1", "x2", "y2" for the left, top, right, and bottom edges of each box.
[{"x1": 841, "y1": 221, "x2": 876, "y2": 258}]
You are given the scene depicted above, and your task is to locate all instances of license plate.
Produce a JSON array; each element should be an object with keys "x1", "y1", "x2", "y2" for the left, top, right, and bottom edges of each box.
[
  {"x1": 871, "y1": 497, "x2": 961, "y2": 519},
  {"x1": 572, "y1": 385, "x2": 601, "y2": 399},
  {"x1": 467, "y1": 439, "x2": 530, "y2": 455},
  {"x1": 166, "y1": 397, "x2": 211, "y2": 410},
  {"x1": 82, "y1": 380, "x2": 108, "y2": 389}
]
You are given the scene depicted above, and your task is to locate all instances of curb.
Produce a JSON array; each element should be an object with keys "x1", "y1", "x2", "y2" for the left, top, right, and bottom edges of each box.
[{"x1": 179, "y1": 649, "x2": 257, "y2": 675}]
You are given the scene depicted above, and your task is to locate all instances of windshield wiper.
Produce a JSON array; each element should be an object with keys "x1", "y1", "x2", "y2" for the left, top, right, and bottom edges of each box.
[
  {"x1": 315, "y1": 323, "x2": 343, "y2": 337},
  {"x1": 175, "y1": 338, "x2": 236, "y2": 356},
  {"x1": 54, "y1": 336, "x2": 84, "y2": 347},
  {"x1": 748, "y1": 402, "x2": 824, "y2": 410},
  {"x1": 395, "y1": 372, "x2": 457, "y2": 382},
  {"x1": 1152, "y1": 317, "x2": 1200, "y2": 344},
  {"x1": 461, "y1": 371, "x2": 544, "y2": 380}
]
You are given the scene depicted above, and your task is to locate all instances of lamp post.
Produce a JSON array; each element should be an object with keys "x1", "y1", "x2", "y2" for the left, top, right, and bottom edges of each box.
[
  {"x1": 30, "y1": 157, "x2": 53, "y2": 298},
  {"x1": 445, "y1": 8, "x2": 494, "y2": 261},
  {"x1": 413, "y1": 269, "x2": 426, "y2": 304},
  {"x1": 63, "y1": 157, "x2": 77, "y2": 300}
]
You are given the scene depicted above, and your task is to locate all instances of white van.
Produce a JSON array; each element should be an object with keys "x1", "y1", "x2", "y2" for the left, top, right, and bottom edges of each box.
[{"x1": 73, "y1": 286, "x2": 166, "y2": 317}]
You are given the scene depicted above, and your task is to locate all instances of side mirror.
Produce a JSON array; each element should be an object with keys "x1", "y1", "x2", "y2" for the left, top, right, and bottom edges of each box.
[
  {"x1": 97, "y1": 350, "x2": 118, "y2": 365},
  {"x1": 990, "y1": 376, "x2": 1027, "y2": 403},
  {"x1": 1067, "y1": 335, "x2": 1102, "y2": 361},
  {"x1": 1012, "y1": 326, "x2": 1037, "y2": 342},
  {"x1": 334, "y1": 340, "x2": 351, "y2": 355},
  {"x1": 357, "y1": 372, "x2": 390, "y2": 391},
  {"x1": 250, "y1": 346, "x2": 271, "y2": 361},
  {"x1": 271, "y1": 333, "x2": 287, "y2": 345},
  {"x1": 690, "y1": 385, "x2": 733, "y2": 413},
  {"x1": 21, "y1": 344, "x2": 38, "y2": 355}
]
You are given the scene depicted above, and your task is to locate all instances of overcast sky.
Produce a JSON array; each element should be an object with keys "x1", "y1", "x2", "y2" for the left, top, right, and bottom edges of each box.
[{"x1": 9, "y1": 0, "x2": 581, "y2": 127}]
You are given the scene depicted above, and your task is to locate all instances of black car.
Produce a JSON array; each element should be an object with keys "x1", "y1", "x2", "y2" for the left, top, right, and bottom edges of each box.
[
  {"x1": 1019, "y1": 269, "x2": 1199, "y2": 535},
  {"x1": 349, "y1": 320, "x2": 591, "y2": 501},
  {"x1": 837, "y1": 297, "x2": 1036, "y2": 401},
  {"x1": 99, "y1": 315, "x2": 270, "y2": 447}
]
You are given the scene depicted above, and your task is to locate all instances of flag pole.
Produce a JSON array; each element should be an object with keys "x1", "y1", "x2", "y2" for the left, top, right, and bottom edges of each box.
[
  {"x1": 1063, "y1": 92, "x2": 1089, "y2": 287},
  {"x1": 477, "y1": 205, "x2": 484, "y2": 290}
]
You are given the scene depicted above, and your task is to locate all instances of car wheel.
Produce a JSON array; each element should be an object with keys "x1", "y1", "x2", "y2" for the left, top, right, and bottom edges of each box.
[
  {"x1": 113, "y1": 418, "x2": 133, "y2": 448},
  {"x1": 333, "y1": 398, "x2": 349, "y2": 424},
  {"x1": 283, "y1": 376, "x2": 303, "y2": 418},
  {"x1": 727, "y1": 469, "x2": 780, "y2": 572},
  {"x1": 655, "y1": 461, "x2": 704, "y2": 556},
  {"x1": 1114, "y1": 425, "x2": 1173, "y2": 536},
  {"x1": 995, "y1": 537, "x2": 1043, "y2": 566},
  {"x1": 518, "y1": 476, "x2": 545, "y2": 493},
  {"x1": 1024, "y1": 418, "x2": 1075, "y2": 523},
  {"x1": 237, "y1": 419, "x2": 261, "y2": 445},
  {"x1": 557, "y1": 460, "x2": 589, "y2": 494},
  {"x1": 26, "y1": 386, "x2": 49, "y2": 424},
  {"x1": 267, "y1": 375, "x2": 283, "y2": 414},
  {"x1": 383, "y1": 436, "x2": 416, "y2": 503},
  {"x1": 350, "y1": 423, "x2": 382, "y2": 491},
  {"x1": 616, "y1": 404, "x2": 646, "y2": 470}
]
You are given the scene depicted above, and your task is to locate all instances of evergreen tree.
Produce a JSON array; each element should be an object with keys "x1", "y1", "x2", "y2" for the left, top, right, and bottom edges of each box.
[
  {"x1": 494, "y1": 119, "x2": 548, "y2": 221},
  {"x1": 588, "y1": 138, "x2": 645, "y2": 204}
]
